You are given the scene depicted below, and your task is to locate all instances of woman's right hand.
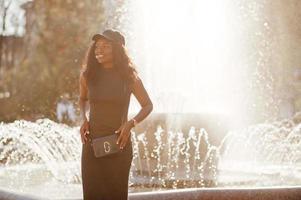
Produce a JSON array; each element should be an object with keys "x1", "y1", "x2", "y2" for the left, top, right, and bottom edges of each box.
[{"x1": 80, "y1": 119, "x2": 90, "y2": 144}]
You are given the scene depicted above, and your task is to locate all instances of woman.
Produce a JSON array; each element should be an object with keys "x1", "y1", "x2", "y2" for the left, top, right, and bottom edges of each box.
[{"x1": 78, "y1": 29, "x2": 153, "y2": 200}]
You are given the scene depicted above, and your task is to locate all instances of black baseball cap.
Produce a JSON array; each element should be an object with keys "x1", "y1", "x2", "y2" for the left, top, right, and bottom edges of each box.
[{"x1": 92, "y1": 29, "x2": 125, "y2": 45}]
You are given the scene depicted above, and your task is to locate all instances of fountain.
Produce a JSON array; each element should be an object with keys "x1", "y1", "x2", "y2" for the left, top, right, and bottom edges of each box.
[{"x1": 0, "y1": 115, "x2": 301, "y2": 199}]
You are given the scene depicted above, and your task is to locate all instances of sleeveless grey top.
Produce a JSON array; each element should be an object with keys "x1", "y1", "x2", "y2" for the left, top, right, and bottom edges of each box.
[{"x1": 87, "y1": 66, "x2": 131, "y2": 138}]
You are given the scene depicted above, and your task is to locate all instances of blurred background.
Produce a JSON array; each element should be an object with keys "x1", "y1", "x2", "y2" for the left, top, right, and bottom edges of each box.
[
  {"x1": 0, "y1": 0, "x2": 105, "y2": 124},
  {"x1": 0, "y1": 0, "x2": 301, "y2": 125}
]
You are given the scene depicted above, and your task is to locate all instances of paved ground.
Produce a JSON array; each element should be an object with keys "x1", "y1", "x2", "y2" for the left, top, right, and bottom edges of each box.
[{"x1": 1, "y1": 186, "x2": 301, "y2": 200}]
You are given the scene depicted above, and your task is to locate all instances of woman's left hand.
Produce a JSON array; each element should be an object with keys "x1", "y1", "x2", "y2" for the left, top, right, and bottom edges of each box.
[{"x1": 115, "y1": 120, "x2": 134, "y2": 150}]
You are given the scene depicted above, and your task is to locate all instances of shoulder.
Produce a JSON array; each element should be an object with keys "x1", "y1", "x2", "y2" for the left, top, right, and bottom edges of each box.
[
  {"x1": 128, "y1": 71, "x2": 142, "y2": 92},
  {"x1": 132, "y1": 70, "x2": 141, "y2": 82}
]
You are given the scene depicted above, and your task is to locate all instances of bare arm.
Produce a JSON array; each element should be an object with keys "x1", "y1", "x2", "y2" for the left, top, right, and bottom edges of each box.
[
  {"x1": 115, "y1": 76, "x2": 153, "y2": 149},
  {"x1": 78, "y1": 72, "x2": 91, "y2": 144},
  {"x1": 79, "y1": 72, "x2": 90, "y2": 123},
  {"x1": 129, "y1": 76, "x2": 153, "y2": 126},
  {"x1": 116, "y1": 74, "x2": 153, "y2": 149}
]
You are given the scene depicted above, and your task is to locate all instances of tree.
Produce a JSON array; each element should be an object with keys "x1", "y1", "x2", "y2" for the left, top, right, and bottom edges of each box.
[{"x1": 1, "y1": 0, "x2": 106, "y2": 122}]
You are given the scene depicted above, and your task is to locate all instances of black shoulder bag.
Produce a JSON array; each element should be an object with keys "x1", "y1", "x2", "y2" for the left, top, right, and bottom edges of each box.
[{"x1": 89, "y1": 80, "x2": 130, "y2": 158}]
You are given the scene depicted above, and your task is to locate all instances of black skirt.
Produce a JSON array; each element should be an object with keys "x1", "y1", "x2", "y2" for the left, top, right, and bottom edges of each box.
[{"x1": 81, "y1": 140, "x2": 133, "y2": 200}]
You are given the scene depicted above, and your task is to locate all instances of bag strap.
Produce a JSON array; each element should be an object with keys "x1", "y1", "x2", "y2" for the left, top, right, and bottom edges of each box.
[
  {"x1": 89, "y1": 80, "x2": 130, "y2": 143},
  {"x1": 121, "y1": 80, "x2": 131, "y2": 125}
]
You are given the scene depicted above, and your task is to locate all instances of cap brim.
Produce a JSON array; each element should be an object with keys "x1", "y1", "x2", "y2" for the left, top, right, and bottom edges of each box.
[{"x1": 92, "y1": 34, "x2": 113, "y2": 42}]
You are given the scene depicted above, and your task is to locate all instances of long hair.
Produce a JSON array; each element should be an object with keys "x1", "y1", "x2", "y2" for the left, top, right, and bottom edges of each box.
[{"x1": 81, "y1": 40, "x2": 138, "y2": 87}]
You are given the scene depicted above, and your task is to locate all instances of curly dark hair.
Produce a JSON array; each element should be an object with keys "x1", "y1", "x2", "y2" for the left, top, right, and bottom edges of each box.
[{"x1": 81, "y1": 39, "x2": 139, "y2": 87}]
